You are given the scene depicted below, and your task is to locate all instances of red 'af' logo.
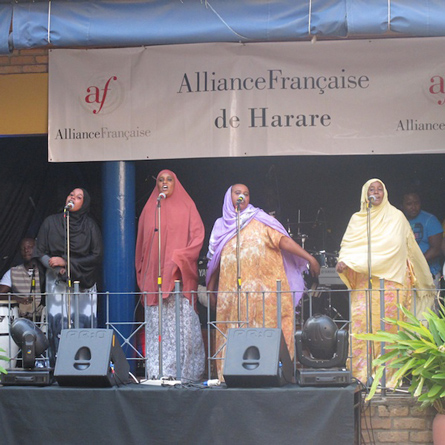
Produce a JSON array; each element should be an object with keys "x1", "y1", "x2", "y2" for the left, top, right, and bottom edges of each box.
[
  {"x1": 428, "y1": 75, "x2": 445, "y2": 105},
  {"x1": 81, "y1": 75, "x2": 124, "y2": 115}
]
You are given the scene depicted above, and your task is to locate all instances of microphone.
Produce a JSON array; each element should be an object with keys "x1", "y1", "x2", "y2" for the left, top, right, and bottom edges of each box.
[
  {"x1": 64, "y1": 201, "x2": 74, "y2": 211},
  {"x1": 236, "y1": 194, "x2": 245, "y2": 203},
  {"x1": 368, "y1": 195, "x2": 377, "y2": 202},
  {"x1": 157, "y1": 193, "x2": 166, "y2": 201}
]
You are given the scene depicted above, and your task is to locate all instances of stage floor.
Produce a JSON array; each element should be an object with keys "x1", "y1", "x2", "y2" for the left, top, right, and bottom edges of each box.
[{"x1": 0, "y1": 381, "x2": 360, "y2": 445}]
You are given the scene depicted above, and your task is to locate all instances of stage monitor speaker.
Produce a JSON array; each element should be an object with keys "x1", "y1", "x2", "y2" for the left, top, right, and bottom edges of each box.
[
  {"x1": 54, "y1": 329, "x2": 130, "y2": 387},
  {"x1": 223, "y1": 328, "x2": 294, "y2": 387}
]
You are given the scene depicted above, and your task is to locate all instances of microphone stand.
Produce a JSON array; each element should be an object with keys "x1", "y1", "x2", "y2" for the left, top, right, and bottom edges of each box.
[
  {"x1": 297, "y1": 209, "x2": 308, "y2": 249},
  {"x1": 366, "y1": 198, "x2": 374, "y2": 383},
  {"x1": 30, "y1": 266, "x2": 36, "y2": 323},
  {"x1": 156, "y1": 196, "x2": 163, "y2": 378},
  {"x1": 236, "y1": 200, "x2": 242, "y2": 327},
  {"x1": 64, "y1": 208, "x2": 73, "y2": 329}
]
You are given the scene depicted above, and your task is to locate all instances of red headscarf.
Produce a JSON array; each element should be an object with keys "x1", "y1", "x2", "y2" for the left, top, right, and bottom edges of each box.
[{"x1": 135, "y1": 170, "x2": 204, "y2": 306}]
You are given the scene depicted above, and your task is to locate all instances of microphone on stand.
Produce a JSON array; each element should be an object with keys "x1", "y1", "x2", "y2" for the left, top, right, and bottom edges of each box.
[
  {"x1": 367, "y1": 195, "x2": 377, "y2": 209},
  {"x1": 236, "y1": 194, "x2": 245, "y2": 210},
  {"x1": 64, "y1": 201, "x2": 74, "y2": 211},
  {"x1": 157, "y1": 193, "x2": 166, "y2": 202}
]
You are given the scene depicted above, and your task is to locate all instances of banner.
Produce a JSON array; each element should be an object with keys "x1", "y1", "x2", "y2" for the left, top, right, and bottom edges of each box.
[{"x1": 49, "y1": 38, "x2": 445, "y2": 162}]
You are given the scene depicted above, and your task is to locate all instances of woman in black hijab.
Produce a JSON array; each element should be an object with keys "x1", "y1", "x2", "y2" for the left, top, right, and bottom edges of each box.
[{"x1": 35, "y1": 188, "x2": 102, "y2": 365}]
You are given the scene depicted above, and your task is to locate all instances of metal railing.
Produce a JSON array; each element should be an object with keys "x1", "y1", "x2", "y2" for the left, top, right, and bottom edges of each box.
[{"x1": 0, "y1": 281, "x2": 438, "y2": 390}]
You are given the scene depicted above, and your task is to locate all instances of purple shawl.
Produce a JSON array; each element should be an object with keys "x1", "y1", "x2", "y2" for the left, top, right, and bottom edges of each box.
[{"x1": 206, "y1": 186, "x2": 308, "y2": 304}]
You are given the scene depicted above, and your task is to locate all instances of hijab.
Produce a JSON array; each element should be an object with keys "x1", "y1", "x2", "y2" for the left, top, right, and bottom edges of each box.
[
  {"x1": 337, "y1": 179, "x2": 434, "y2": 312},
  {"x1": 206, "y1": 185, "x2": 308, "y2": 304},
  {"x1": 35, "y1": 188, "x2": 102, "y2": 289},
  {"x1": 135, "y1": 170, "x2": 204, "y2": 306}
]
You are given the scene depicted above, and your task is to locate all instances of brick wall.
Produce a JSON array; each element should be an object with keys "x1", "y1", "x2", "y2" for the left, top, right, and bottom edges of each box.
[
  {"x1": 0, "y1": 49, "x2": 48, "y2": 74},
  {"x1": 360, "y1": 395, "x2": 436, "y2": 445}
]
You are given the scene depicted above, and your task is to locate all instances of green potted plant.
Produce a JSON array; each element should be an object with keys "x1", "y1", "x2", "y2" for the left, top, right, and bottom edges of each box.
[
  {"x1": 0, "y1": 347, "x2": 9, "y2": 376},
  {"x1": 356, "y1": 304, "x2": 445, "y2": 444}
]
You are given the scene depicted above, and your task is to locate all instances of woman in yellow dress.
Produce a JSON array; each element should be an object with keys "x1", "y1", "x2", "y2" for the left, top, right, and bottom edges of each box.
[
  {"x1": 336, "y1": 178, "x2": 435, "y2": 387},
  {"x1": 206, "y1": 184, "x2": 320, "y2": 380}
]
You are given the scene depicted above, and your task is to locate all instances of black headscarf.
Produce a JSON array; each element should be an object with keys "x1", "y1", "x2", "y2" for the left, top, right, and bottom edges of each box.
[{"x1": 34, "y1": 188, "x2": 102, "y2": 289}]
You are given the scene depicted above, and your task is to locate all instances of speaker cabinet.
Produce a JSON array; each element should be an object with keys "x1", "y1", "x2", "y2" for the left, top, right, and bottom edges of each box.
[
  {"x1": 54, "y1": 329, "x2": 130, "y2": 387},
  {"x1": 223, "y1": 328, "x2": 294, "y2": 387}
]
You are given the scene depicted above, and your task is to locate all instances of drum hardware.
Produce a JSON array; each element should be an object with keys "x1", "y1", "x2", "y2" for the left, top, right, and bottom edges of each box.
[
  {"x1": 305, "y1": 284, "x2": 346, "y2": 322},
  {"x1": 288, "y1": 210, "x2": 322, "y2": 249},
  {"x1": 321, "y1": 290, "x2": 347, "y2": 324},
  {"x1": 197, "y1": 257, "x2": 208, "y2": 286},
  {"x1": 306, "y1": 284, "x2": 329, "y2": 299},
  {"x1": 318, "y1": 266, "x2": 343, "y2": 287},
  {"x1": 317, "y1": 250, "x2": 328, "y2": 268},
  {"x1": 286, "y1": 218, "x2": 293, "y2": 238},
  {"x1": 0, "y1": 304, "x2": 20, "y2": 368},
  {"x1": 297, "y1": 233, "x2": 309, "y2": 249},
  {"x1": 287, "y1": 208, "x2": 332, "y2": 251},
  {"x1": 286, "y1": 223, "x2": 313, "y2": 249},
  {"x1": 312, "y1": 251, "x2": 338, "y2": 269},
  {"x1": 301, "y1": 285, "x2": 349, "y2": 330}
]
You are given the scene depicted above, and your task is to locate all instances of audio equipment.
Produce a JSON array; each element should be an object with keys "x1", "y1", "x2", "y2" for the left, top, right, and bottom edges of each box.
[
  {"x1": 54, "y1": 329, "x2": 130, "y2": 387},
  {"x1": 223, "y1": 328, "x2": 294, "y2": 387},
  {"x1": 0, "y1": 368, "x2": 54, "y2": 386}
]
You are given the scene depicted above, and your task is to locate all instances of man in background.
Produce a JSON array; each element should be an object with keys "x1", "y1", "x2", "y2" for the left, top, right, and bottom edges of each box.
[
  {"x1": 0, "y1": 238, "x2": 45, "y2": 321},
  {"x1": 402, "y1": 192, "x2": 443, "y2": 288}
]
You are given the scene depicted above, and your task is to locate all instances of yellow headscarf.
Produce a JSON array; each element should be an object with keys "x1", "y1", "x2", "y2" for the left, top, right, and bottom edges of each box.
[{"x1": 338, "y1": 179, "x2": 435, "y2": 313}]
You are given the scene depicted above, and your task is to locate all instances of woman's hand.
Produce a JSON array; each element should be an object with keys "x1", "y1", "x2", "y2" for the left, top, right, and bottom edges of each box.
[
  {"x1": 336, "y1": 261, "x2": 347, "y2": 273},
  {"x1": 308, "y1": 256, "x2": 321, "y2": 278},
  {"x1": 49, "y1": 256, "x2": 66, "y2": 268}
]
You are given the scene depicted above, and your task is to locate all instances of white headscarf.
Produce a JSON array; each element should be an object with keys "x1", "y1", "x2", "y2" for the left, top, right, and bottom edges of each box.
[{"x1": 338, "y1": 179, "x2": 434, "y2": 311}]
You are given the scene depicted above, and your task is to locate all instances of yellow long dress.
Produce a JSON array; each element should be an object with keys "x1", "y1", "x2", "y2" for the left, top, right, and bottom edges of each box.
[{"x1": 343, "y1": 267, "x2": 413, "y2": 387}]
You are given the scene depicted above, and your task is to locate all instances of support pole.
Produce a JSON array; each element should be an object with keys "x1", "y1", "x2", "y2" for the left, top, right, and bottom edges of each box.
[{"x1": 102, "y1": 161, "x2": 136, "y2": 365}]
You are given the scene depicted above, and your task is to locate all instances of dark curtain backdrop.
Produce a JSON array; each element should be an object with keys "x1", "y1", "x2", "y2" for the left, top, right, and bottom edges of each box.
[
  {"x1": 1, "y1": 135, "x2": 445, "y2": 284},
  {"x1": 136, "y1": 153, "x2": 445, "y2": 262},
  {"x1": 0, "y1": 136, "x2": 102, "y2": 278}
]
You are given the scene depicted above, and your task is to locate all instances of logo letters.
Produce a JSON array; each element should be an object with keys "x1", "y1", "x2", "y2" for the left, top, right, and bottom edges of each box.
[
  {"x1": 429, "y1": 75, "x2": 445, "y2": 105},
  {"x1": 85, "y1": 76, "x2": 118, "y2": 114}
]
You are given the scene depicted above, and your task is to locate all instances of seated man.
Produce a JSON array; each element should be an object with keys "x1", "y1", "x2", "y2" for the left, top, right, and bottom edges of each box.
[
  {"x1": 0, "y1": 238, "x2": 45, "y2": 322},
  {"x1": 402, "y1": 192, "x2": 443, "y2": 288}
]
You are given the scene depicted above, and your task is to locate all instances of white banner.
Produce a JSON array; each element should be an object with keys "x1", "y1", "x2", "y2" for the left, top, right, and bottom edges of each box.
[{"x1": 49, "y1": 38, "x2": 445, "y2": 162}]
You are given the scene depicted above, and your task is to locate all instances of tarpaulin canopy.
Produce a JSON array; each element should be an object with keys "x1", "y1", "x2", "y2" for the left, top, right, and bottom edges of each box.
[
  {"x1": 1, "y1": 0, "x2": 445, "y2": 54},
  {"x1": 0, "y1": 3, "x2": 11, "y2": 54}
]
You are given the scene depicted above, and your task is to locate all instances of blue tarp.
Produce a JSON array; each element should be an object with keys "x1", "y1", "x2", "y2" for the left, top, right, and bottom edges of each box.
[
  {"x1": 2, "y1": 0, "x2": 445, "y2": 54},
  {"x1": 0, "y1": 4, "x2": 11, "y2": 54}
]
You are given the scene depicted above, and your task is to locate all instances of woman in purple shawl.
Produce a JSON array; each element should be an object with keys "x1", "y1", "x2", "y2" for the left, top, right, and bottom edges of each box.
[{"x1": 206, "y1": 184, "x2": 320, "y2": 380}]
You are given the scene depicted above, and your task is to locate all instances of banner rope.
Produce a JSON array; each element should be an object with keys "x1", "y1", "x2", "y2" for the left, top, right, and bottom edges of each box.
[{"x1": 47, "y1": 0, "x2": 52, "y2": 45}]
